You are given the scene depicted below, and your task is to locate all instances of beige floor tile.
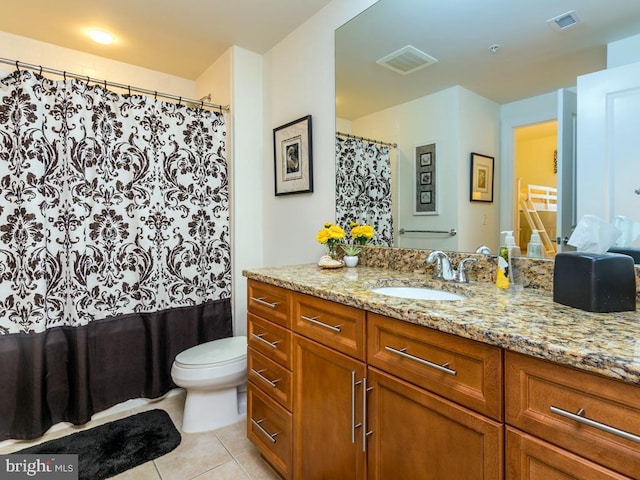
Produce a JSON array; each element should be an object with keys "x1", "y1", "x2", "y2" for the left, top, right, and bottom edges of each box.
[
  {"x1": 215, "y1": 421, "x2": 253, "y2": 457},
  {"x1": 234, "y1": 450, "x2": 281, "y2": 480},
  {"x1": 111, "y1": 461, "x2": 161, "y2": 480},
  {"x1": 192, "y1": 460, "x2": 250, "y2": 480},
  {"x1": 154, "y1": 431, "x2": 232, "y2": 480}
]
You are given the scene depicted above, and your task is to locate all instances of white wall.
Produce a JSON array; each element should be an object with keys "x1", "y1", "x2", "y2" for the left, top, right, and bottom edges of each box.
[
  {"x1": 607, "y1": 33, "x2": 640, "y2": 68},
  {"x1": 456, "y1": 88, "x2": 500, "y2": 253},
  {"x1": 262, "y1": 0, "x2": 378, "y2": 266},
  {"x1": 0, "y1": 31, "x2": 195, "y2": 97},
  {"x1": 228, "y1": 47, "x2": 264, "y2": 336}
]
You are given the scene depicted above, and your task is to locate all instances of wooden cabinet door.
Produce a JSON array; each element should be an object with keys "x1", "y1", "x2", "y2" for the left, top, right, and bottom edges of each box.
[
  {"x1": 506, "y1": 427, "x2": 629, "y2": 480},
  {"x1": 367, "y1": 367, "x2": 503, "y2": 480},
  {"x1": 293, "y1": 335, "x2": 366, "y2": 480}
]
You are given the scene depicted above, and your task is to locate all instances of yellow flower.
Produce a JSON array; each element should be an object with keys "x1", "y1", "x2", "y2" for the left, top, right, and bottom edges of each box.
[
  {"x1": 350, "y1": 223, "x2": 374, "y2": 245},
  {"x1": 316, "y1": 223, "x2": 345, "y2": 245}
]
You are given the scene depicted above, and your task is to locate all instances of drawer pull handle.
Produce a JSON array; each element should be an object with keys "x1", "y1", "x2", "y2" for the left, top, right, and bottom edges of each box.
[
  {"x1": 300, "y1": 315, "x2": 342, "y2": 333},
  {"x1": 550, "y1": 406, "x2": 640, "y2": 444},
  {"x1": 250, "y1": 296, "x2": 279, "y2": 309},
  {"x1": 251, "y1": 368, "x2": 280, "y2": 388},
  {"x1": 251, "y1": 332, "x2": 280, "y2": 349},
  {"x1": 251, "y1": 418, "x2": 279, "y2": 443},
  {"x1": 384, "y1": 346, "x2": 457, "y2": 376}
]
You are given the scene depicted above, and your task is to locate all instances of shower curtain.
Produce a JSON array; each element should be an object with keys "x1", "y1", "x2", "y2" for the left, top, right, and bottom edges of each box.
[
  {"x1": 335, "y1": 136, "x2": 393, "y2": 245},
  {"x1": 0, "y1": 70, "x2": 232, "y2": 440}
]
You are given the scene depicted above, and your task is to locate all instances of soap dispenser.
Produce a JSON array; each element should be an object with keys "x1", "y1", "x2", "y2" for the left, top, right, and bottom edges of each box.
[
  {"x1": 497, "y1": 231, "x2": 523, "y2": 291},
  {"x1": 527, "y1": 230, "x2": 544, "y2": 258}
]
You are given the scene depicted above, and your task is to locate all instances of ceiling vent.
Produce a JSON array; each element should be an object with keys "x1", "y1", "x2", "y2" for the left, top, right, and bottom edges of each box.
[
  {"x1": 547, "y1": 10, "x2": 582, "y2": 31},
  {"x1": 376, "y1": 45, "x2": 438, "y2": 75}
]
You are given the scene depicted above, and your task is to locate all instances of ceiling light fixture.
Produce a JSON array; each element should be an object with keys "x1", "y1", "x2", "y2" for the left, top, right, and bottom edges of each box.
[{"x1": 88, "y1": 29, "x2": 115, "y2": 45}]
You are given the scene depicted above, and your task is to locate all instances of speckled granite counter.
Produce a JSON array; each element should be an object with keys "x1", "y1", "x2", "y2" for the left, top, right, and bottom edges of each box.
[{"x1": 243, "y1": 263, "x2": 640, "y2": 386}]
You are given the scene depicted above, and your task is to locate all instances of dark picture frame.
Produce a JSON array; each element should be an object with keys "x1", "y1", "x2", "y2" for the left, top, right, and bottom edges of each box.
[
  {"x1": 273, "y1": 115, "x2": 313, "y2": 195},
  {"x1": 470, "y1": 152, "x2": 494, "y2": 202},
  {"x1": 414, "y1": 142, "x2": 438, "y2": 215}
]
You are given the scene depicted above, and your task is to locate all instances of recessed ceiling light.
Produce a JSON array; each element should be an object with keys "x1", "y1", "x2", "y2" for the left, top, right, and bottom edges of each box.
[
  {"x1": 88, "y1": 29, "x2": 115, "y2": 45},
  {"x1": 547, "y1": 10, "x2": 582, "y2": 31}
]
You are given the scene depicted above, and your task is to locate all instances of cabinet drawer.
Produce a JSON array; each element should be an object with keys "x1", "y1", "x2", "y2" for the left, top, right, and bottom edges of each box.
[
  {"x1": 368, "y1": 313, "x2": 503, "y2": 421},
  {"x1": 248, "y1": 346, "x2": 293, "y2": 411},
  {"x1": 506, "y1": 351, "x2": 640, "y2": 478},
  {"x1": 293, "y1": 292, "x2": 365, "y2": 360},
  {"x1": 247, "y1": 383, "x2": 292, "y2": 480},
  {"x1": 248, "y1": 279, "x2": 292, "y2": 328},
  {"x1": 506, "y1": 427, "x2": 629, "y2": 480},
  {"x1": 248, "y1": 313, "x2": 292, "y2": 369}
]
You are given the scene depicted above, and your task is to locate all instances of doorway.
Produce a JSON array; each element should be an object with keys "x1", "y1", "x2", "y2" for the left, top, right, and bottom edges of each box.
[{"x1": 513, "y1": 120, "x2": 558, "y2": 255}]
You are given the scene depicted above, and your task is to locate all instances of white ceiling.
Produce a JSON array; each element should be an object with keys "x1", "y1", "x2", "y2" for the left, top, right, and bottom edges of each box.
[
  {"x1": 0, "y1": 0, "x2": 334, "y2": 79},
  {"x1": 336, "y1": 0, "x2": 640, "y2": 119}
]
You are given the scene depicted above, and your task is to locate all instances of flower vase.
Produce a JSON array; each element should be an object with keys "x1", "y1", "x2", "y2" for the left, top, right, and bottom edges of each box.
[
  {"x1": 343, "y1": 255, "x2": 359, "y2": 268},
  {"x1": 327, "y1": 243, "x2": 339, "y2": 260}
]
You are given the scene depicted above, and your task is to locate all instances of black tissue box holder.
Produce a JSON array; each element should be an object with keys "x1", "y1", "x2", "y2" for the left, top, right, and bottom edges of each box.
[{"x1": 553, "y1": 252, "x2": 636, "y2": 313}]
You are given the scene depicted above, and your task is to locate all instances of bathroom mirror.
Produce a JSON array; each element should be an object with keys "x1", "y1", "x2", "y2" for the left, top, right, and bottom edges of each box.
[{"x1": 335, "y1": 0, "x2": 640, "y2": 254}]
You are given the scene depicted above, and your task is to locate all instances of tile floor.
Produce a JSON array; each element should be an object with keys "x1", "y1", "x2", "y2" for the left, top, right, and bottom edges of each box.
[{"x1": 0, "y1": 390, "x2": 281, "y2": 480}]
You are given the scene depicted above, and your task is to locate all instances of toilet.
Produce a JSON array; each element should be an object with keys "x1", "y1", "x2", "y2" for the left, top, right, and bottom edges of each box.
[{"x1": 171, "y1": 335, "x2": 247, "y2": 433}]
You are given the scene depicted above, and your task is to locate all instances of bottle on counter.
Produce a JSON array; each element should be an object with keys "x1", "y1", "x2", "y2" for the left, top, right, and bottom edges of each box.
[
  {"x1": 527, "y1": 230, "x2": 544, "y2": 258},
  {"x1": 497, "y1": 231, "x2": 523, "y2": 291}
]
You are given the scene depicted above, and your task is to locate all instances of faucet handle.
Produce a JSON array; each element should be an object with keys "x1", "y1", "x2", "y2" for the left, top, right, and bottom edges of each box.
[{"x1": 455, "y1": 257, "x2": 478, "y2": 283}]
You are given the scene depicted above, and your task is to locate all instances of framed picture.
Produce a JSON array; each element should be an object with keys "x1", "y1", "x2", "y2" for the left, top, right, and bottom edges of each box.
[
  {"x1": 470, "y1": 152, "x2": 494, "y2": 202},
  {"x1": 273, "y1": 115, "x2": 313, "y2": 195},
  {"x1": 414, "y1": 142, "x2": 438, "y2": 215}
]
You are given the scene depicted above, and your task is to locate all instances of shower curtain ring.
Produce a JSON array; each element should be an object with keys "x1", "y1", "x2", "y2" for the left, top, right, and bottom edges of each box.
[
  {"x1": 63, "y1": 71, "x2": 67, "y2": 81},
  {"x1": 86, "y1": 76, "x2": 90, "y2": 85},
  {"x1": 103, "y1": 79, "x2": 107, "y2": 89},
  {"x1": 127, "y1": 85, "x2": 131, "y2": 96},
  {"x1": 15, "y1": 61, "x2": 20, "y2": 72},
  {"x1": 39, "y1": 66, "x2": 43, "y2": 76},
  {"x1": 178, "y1": 96, "x2": 182, "y2": 106},
  {"x1": 154, "y1": 91, "x2": 158, "y2": 100}
]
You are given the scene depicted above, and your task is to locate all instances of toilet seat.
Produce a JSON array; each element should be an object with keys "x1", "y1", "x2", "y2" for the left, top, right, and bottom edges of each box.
[{"x1": 174, "y1": 336, "x2": 247, "y2": 369}]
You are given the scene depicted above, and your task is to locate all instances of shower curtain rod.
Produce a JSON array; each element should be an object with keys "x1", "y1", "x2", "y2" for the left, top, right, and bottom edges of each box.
[
  {"x1": 336, "y1": 131, "x2": 397, "y2": 148},
  {"x1": 0, "y1": 57, "x2": 230, "y2": 112}
]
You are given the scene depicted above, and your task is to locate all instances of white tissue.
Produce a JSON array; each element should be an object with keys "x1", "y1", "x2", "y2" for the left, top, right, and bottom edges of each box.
[
  {"x1": 567, "y1": 215, "x2": 621, "y2": 254},
  {"x1": 612, "y1": 215, "x2": 640, "y2": 247}
]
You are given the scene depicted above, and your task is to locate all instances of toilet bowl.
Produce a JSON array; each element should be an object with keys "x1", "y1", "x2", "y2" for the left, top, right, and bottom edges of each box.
[{"x1": 171, "y1": 335, "x2": 247, "y2": 433}]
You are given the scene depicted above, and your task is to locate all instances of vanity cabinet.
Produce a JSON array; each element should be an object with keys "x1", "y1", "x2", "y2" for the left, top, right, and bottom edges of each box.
[
  {"x1": 505, "y1": 351, "x2": 640, "y2": 479},
  {"x1": 292, "y1": 292, "x2": 367, "y2": 479},
  {"x1": 366, "y1": 313, "x2": 503, "y2": 480},
  {"x1": 247, "y1": 280, "x2": 294, "y2": 479}
]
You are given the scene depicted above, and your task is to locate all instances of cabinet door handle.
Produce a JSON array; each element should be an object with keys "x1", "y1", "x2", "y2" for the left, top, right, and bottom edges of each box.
[
  {"x1": 384, "y1": 346, "x2": 457, "y2": 376},
  {"x1": 251, "y1": 417, "x2": 279, "y2": 443},
  {"x1": 550, "y1": 406, "x2": 640, "y2": 444},
  {"x1": 250, "y1": 368, "x2": 280, "y2": 388},
  {"x1": 300, "y1": 315, "x2": 342, "y2": 333},
  {"x1": 250, "y1": 296, "x2": 279, "y2": 309},
  {"x1": 251, "y1": 332, "x2": 280, "y2": 349},
  {"x1": 362, "y1": 377, "x2": 374, "y2": 452},
  {"x1": 351, "y1": 371, "x2": 362, "y2": 444}
]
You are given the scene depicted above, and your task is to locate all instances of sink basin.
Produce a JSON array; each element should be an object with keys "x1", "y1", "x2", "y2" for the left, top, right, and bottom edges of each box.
[{"x1": 370, "y1": 286, "x2": 465, "y2": 301}]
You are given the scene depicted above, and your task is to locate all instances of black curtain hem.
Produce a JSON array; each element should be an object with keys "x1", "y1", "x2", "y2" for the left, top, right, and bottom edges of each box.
[{"x1": 0, "y1": 298, "x2": 233, "y2": 441}]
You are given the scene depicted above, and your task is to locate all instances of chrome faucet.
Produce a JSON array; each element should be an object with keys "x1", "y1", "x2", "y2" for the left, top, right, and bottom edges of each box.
[
  {"x1": 425, "y1": 250, "x2": 455, "y2": 281},
  {"x1": 426, "y1": 251, "x2": 477, "y2": 283},
  {"x1": 454, "y1": 257, "x2": 477, "y2": 283}
]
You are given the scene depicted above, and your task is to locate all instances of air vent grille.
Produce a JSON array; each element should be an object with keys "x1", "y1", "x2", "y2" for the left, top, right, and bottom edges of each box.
[
  {"x1": 376, "y1": 45, "x2": 438, "y2": 75},
  {"x1": 547, "y1": 10, "x2": 582, "y2": 31}
]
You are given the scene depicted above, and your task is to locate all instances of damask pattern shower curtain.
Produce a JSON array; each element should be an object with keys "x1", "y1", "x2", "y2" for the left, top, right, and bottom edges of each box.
[
  {"x1": 335, "y1": 136, "x2": 393, "y2": 245},
  {"x1": 0, "y1": 70, "x2": 232, "y2": 440},
  {"x1": 0, "y1": 70, "x2": 230, "y2": 333}
]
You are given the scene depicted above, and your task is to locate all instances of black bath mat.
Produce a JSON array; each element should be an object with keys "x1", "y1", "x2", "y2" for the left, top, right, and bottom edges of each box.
[{"x1": 17, "y1": 409, "x2": 181, "y2": 479}]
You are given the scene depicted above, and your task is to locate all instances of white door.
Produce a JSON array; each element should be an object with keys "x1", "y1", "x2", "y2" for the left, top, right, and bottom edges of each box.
[
  {"x1": 556, "y1": 89, "x2": 577, "y2": 252},
  {"x1": 577, "y1": 61, "x2": 640, "y2": 247}
]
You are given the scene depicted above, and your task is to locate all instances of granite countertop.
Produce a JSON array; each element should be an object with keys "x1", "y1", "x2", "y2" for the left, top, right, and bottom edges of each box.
[{"x1": 243, "y1": 263, "x2": 640, "y2": 386}]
